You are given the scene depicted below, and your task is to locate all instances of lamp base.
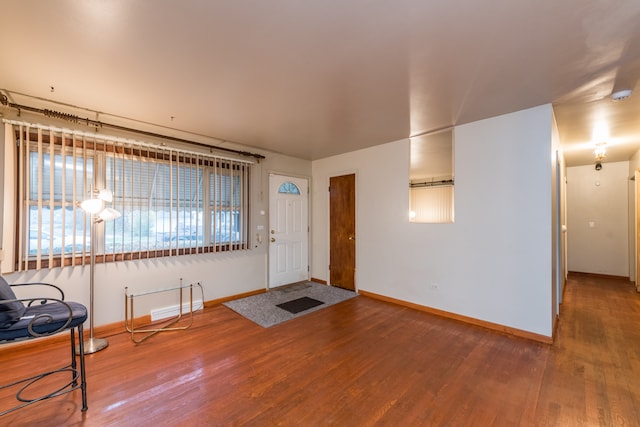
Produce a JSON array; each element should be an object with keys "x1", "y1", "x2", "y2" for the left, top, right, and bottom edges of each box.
[{"x1": 80, "y1": 337, "x2": 109, "y2": 354}]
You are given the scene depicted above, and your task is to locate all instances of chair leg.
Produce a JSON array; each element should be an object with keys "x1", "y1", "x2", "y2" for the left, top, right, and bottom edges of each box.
[
  {"x1": 78, "y1": 323, "x2": 88, "y2": 412},
  {"x1": 70, "y1": 327, "x2": 78, "y2": 387}
]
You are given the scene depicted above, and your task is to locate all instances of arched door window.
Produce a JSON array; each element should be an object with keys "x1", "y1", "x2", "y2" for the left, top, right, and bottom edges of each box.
[{"x1": 278, "y1": 182, "x2": 301, "y2": 195}]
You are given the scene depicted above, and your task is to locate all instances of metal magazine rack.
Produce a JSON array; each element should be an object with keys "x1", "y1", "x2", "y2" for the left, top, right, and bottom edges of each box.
[{"x1": 124, "y1": 280, "x2": 203, "y2": 344}]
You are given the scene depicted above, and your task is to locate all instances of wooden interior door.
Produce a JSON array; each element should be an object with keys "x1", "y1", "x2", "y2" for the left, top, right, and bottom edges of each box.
[{"x1": 329, "y1": 174, "x2": 356, "y2": 290}]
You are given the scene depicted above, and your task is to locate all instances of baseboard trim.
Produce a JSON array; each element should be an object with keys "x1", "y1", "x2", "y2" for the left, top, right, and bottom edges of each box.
[
  {"x1": 567, "y1": 271, "x2": 631, "y2": 281},
  {"x1": 552, "y1": 313, "x2": 559, "y2": 341},
  {"x1": 310, "y1": 277, "x2": 328, "y2": 285},
  {"x1": 358, "y1": 289, "x2": 553, "y2": 345}
]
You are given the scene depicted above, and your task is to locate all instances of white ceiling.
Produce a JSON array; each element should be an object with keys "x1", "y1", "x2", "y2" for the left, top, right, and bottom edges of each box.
[{"x1": 1, "y1": 0, "x2": 640, "y2": 165}]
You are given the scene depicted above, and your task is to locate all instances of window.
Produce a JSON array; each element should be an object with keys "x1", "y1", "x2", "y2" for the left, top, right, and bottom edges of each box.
[
  {"x1": 9, "y1": 123, "x2": 250, "y2": 271},
  {"x1": 409, "y1": 129, "x2": 455, "y2": 223},
  {"x1": 27, "y1": 151, "x2": 92, "y2": 258},
  {"x1": 278, "y1": 182, "x2": 300, "y2": 195}
]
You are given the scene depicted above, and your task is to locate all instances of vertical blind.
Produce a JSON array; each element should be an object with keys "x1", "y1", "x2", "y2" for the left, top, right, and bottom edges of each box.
[
  {"x1": 4, "y1": 121, "x2": 251, "y2": 271},
  {"x1": 410, "y1": 186, "x2": 455, "y2": 223}
]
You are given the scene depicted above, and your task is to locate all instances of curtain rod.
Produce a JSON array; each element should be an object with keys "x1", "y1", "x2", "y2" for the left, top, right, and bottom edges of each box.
[
  {"x1": 410, "y1": 179, "x2": 454, "y2": 188},
  {"x1": 0, "y1": 93, "x2": 265, "y2": 160}
]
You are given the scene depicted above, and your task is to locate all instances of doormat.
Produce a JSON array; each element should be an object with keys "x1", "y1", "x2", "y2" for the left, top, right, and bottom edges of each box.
[
  {"x1": 223, "y1": 281, "x2": 357, "y2": 328},
  {"x1": 276, "y1": 296, "x2": 324, "y2": 314}
]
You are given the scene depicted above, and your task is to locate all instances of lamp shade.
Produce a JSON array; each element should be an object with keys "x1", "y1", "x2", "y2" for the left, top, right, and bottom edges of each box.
[
  {"x1": 80, "y1": 198, "x2": 104, "y2": 214},
  {"x1": 98, "y1": 207, "x2": 121, "y2": 222},
  {"x1": 98, "y1": 189, "x2": 113, "y2": 203}
]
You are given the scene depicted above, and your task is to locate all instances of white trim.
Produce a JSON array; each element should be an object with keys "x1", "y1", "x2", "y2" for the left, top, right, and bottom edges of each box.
[{"x1": 1, "y1": 123, "x2": 17, "y2": 273}]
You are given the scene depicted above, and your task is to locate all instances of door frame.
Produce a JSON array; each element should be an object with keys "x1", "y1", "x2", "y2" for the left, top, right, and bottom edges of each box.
[
  {"x1": 267, "y1": 172, "x2": 311, "y2": 289},
  {"x1": 631, "y1": 168, "x2": 640, "y2": 292},
  {"x1": 327, "y1": 170, "x2": 358, "y2": 291}
]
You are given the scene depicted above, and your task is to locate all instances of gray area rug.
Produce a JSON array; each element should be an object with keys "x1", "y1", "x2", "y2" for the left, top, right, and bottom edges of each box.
[{"x1": 223, "y1": 281, "x2": 357, "y2": 327}]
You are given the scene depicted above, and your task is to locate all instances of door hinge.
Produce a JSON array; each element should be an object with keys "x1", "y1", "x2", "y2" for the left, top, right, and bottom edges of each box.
[{"x1": 328, "y1": 186, "x2": 331, "y2": 192}]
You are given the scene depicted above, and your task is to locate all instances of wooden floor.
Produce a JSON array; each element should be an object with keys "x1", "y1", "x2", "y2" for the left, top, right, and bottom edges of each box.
[{"x1": 1, "y1": 274, "x2": 639, "y2": 426}]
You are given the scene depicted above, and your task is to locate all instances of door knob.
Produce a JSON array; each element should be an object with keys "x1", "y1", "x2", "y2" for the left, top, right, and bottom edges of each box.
[
  {"x1": 348, "y1": 235, "x2": 355, "y2": 241},
  {"x1": 271, "y1": 237, "x2": 276, "y2": 242}
]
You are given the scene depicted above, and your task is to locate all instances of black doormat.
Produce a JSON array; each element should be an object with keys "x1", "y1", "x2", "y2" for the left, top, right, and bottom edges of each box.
[{"x1": 276, "y1": 296, "x2": 324, "y2": 314}]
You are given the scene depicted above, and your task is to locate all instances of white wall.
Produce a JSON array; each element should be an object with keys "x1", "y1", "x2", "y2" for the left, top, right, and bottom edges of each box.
[
  {"x1": 0, "y1": 115, "x2": 312, "y2": 327},
  {"x1": 566, "y1": 161, "x2": 630, "y2": 277},
  {"x1": 312, "y1": 104, "x2": 554, "y2": 337}
]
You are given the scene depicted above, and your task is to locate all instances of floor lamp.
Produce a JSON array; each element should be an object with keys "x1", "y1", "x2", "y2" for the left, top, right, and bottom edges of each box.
[{"x1": 80, "y1": 186, "x2": 121, "y2": 354}]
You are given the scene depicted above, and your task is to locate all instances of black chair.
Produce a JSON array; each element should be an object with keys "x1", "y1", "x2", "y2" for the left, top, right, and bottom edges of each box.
[{"x1": 0, "y1": 275, "x2": 88, "y2": 415}]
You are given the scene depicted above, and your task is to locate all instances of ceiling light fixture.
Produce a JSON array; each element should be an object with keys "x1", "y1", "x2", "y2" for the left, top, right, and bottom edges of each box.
[
  {"x1": 611, "y1": 89, "x2": 632, "y2": 101},
  {"x1": 594, "y1": 142, "x2": 607, "y2": 161}
]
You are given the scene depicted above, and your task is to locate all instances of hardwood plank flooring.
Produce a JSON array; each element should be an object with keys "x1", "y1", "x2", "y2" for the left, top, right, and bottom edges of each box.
[{"x1": 1, "y1": 274, "x2": 639, "y2": 426}]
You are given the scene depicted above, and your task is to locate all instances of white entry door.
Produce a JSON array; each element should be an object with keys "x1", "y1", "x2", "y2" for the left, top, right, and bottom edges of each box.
[{"x1": 268, "y1": 174, "x2": 309, "y2": 288}]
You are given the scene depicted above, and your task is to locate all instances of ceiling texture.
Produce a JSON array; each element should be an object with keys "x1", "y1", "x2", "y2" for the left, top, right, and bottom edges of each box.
[{"x1": 1, "y1": 0, "x2": 640, "y2": 165}]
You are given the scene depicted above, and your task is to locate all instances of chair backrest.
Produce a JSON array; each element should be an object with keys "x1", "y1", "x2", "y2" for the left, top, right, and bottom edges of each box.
[{"x1": 0, "y1": 276, "x2": 26, "y2": 328}]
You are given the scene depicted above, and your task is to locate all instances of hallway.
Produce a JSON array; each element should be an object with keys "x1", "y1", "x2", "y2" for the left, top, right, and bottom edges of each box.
[{"x1": 536, "y1": 273, "x2": 640, "y2": 424}]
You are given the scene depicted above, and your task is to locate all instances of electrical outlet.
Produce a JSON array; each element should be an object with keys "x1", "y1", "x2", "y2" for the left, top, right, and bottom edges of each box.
[{"x1": 430, "y1": 283, "x2": 439, "y2": 290}]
